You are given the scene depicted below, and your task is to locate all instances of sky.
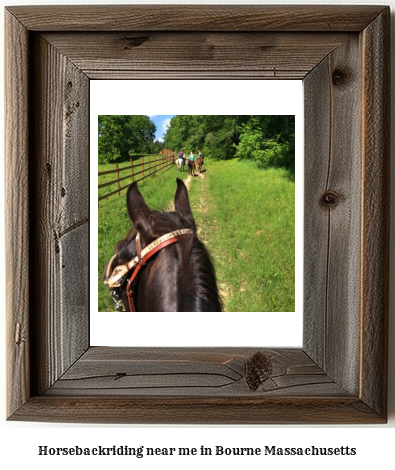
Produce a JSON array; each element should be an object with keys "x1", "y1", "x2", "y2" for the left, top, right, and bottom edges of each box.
[{"x1": 147, "y1": 115, "x2": 175, "y2": 142}]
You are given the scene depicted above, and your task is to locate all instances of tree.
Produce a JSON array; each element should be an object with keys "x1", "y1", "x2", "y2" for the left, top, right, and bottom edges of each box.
[
  {"x1": 98, "y1": 115, "x2": 156, "y2": 163},
  {"x1": 234, "y1": 116, "x2": 295, "y2": 170},
  {"x1": 162, "y1": 115, "x2": 295, "y2": 170}
]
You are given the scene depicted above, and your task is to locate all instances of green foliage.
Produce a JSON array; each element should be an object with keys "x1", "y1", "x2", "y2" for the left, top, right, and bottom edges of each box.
[
  {"x1": 164, "y1": 115, "x2": 295, "y2": 170},
  {"x1": 165, "y1": 115, "x2": 242, "y2": 159},
  {"x1": 257, "y1": 137, "x2": 295, "y2": 170},
  {"x1": 98, "y1": 114, "x2": 295, "y2": 169},
  {"x1": 234, "y1": 116, "x2": 295, "y2": 170},
  {"x1": 98, "y1": 115, "x2": 156, "y2": 164}
]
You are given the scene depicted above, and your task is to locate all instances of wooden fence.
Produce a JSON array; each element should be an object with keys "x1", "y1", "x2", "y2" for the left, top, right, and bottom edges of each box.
[{"x1": 98, "y1": 151, "x2": 175, "y2": 202}]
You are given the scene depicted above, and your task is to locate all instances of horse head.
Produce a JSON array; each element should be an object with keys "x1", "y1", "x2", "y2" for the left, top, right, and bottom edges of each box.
[{"x1": 104, "y1": 179, "x2": 222, "y2": 312}]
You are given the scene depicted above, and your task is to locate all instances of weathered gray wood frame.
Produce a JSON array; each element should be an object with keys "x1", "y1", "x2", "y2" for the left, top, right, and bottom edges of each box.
[{"x1": 5, "y1": 5, "x2": 389, "y2": 424}]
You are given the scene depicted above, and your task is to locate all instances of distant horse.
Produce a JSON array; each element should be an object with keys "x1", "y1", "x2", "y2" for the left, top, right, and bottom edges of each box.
[
  {"x1": 176, "y1": 158, "x2": 185, "y2": 171},
  {"x1": 196, "y1": 156, "x2": 203, "y2": 173},
  {"x1": 104, "y1": 179, "x2": 222, "y2": 312},
  {"x1": 188, "y1": 159, "x2": 195, "y2": 176}
]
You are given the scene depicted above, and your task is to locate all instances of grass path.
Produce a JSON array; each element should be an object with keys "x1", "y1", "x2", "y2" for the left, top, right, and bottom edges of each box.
[
  {"x1": 98, "y1": 159, "x2": 295, "y2": 312},
  {"x1": 187, "y1": 160, "x2": 295, "y2": 312},
  {"x1": 187, "y1": 169, "x2": 239, "y2": 311},
  {"x1": 186, "y1": 172, "x2": 233, "y2": 309}
]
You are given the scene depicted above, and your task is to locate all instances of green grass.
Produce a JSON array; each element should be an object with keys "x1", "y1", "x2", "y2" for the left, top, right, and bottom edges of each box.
[
  {"x1": 98, "y1": 158, "x2": 295, "y2": 312},
  {"x1": 187, "y1": 159, "x2": 295, "y2": 312}
]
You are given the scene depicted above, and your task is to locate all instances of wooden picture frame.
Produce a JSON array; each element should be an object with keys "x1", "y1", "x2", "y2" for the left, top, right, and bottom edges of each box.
[{"x1": 5, "y1": 5, "x2": 389, "y2": 424}]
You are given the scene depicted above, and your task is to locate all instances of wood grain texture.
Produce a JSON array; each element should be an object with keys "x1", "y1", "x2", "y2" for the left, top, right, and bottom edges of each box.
[
  {"x1": 304, "y1": 35, "x2": 362, "y2": 395},
  {"x1": 5, "y1": 5, "x2": 386, "y2": 32},
  {"x1": 303, "y1": 56, "x2": 331, "y2": 369},
  {"x1": 42, "y1": 32, "x2": 350, "y2": 80},
  {"x1": 9, "y1": 348, "x2": 382, "y2": 424},
  {"x1": 360, "y1": 8, "x2": 390, "y2": 418},
  {"x1": 46, "y1": 347, "x2": 345, "y2": 397},
  {"x1": 5, "y1": 5, "x2": 389, "y2": 424},
  {"x1": 10, "y1": 396, "x2": 383, "y2": 425},
  {"x1": 29, "y1": 35, "x2": 90, "y2": 395},
  {"x1": 5, "y1": 10, "x2": 30, "y2": 418}
]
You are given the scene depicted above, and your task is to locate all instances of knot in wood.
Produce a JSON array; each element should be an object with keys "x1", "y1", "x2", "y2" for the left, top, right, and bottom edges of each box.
[
  {"x1": 332, "y1": 68, "x2": 348, "y2": 87},
  {"x1": 321, "y1": 190, "x2": 340, "y2": 208},
  {"x1": 246, "y1": 351, "x2": 273, "y2": 391},
  {"x1": 123, "y1": 35, "x2": 149, "y2": 49}
]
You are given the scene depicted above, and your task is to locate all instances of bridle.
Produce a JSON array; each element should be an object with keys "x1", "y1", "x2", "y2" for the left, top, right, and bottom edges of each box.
[
  {"x1": 104, "y1": 229, "x2": 194, "y2": 311},
  {"x1": 104, "y1": 228, "x2": 194, "y2": 312}
]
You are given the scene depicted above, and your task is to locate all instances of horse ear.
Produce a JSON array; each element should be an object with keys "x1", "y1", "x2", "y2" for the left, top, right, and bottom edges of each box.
[
  {"x1": 174, "y1": 178, "x2": 196, "y2": 231},
  {"x1": 126, "y1": 182, "x2": 155, "y2": 237}
]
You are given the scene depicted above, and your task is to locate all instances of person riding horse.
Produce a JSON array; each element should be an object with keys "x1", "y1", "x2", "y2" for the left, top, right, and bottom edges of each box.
[
  {"x1": 188, "y1": 152, "x2": 195, "y2": 175},
  {"x1": 177, "y1": 149, "x2": 185, "y2": 171},
  {"x1": 197, "y1": 150, "x2": 204, "y2": 173}
]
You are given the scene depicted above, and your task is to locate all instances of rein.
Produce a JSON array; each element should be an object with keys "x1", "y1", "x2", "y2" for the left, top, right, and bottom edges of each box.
[{"x1": 104, "y1": 228, "x2": 193, "y2": 311}]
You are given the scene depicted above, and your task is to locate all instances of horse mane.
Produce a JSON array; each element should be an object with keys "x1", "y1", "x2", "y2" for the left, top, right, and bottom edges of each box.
[{"x1": 179, "y1": 237, "x2": 222, "y2": 312}]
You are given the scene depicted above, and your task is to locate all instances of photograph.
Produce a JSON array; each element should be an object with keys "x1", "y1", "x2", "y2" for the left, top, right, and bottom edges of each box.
[
  {"x1": 98, "y1": 114, "x2": 296, "y2": 313},
  {"x1": 2, "y1": 3, "x2": 392, "y2": 452}
]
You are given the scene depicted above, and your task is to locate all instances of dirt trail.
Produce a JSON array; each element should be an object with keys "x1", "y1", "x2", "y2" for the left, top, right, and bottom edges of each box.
[
  {"x1": 185, "y1": 171, "x2": 205, "y2": 190},
  {"x1": 189, "y1": 172, "x2": 231, "y2": 310},
  {"x1": 167, "y1": 172, "x2": 203, "y2": 210}
]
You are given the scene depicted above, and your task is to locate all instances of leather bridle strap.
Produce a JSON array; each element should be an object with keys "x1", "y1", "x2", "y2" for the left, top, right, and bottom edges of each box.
[
  {"x1": 126, "y1": 235, "x2": 182, "y2": 311},
  {"x1": 104, "y1": 228, "x2": 194, "y2": 311},
  {"x1": 105, "y1": 228, "x2": 193, "y2": 289},
  {"x1": 105, "y1": 254, "x2": 118, "y2": 280}
]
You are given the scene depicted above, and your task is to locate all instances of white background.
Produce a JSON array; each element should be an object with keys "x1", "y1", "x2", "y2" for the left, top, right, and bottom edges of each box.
[
  {"x1": 1, "y1": 0, "x2": 394, "y2": 469},
  {"x1": 91, "y1": 79, "x2": 304, "y2": 347}
]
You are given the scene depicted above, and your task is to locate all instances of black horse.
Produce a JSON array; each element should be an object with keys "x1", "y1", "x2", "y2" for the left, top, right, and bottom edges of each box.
[{"x1": 104, "y1": 179, "x2": 222, "y2": 312}]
